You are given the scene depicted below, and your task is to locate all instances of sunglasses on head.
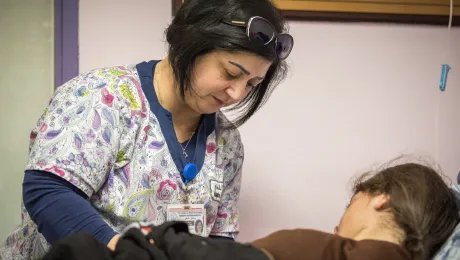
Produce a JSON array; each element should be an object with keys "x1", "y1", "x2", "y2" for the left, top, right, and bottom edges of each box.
[{"x1": 221, "y1": 16, "x2": 294, "y2": 60}]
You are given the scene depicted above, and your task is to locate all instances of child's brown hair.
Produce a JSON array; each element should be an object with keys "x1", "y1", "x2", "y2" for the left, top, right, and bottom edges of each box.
[{"x1": 353, "y1": 162, "x2": 459, "y2": 259}]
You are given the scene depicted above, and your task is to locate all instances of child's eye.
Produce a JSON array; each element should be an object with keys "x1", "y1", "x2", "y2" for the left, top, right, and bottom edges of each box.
[
  {"x1": 344, "y1": 203, "x2": 350, "y2": 210},
  {"x1": 225, "y1": 71, "x2": 238, "y2": 79}
]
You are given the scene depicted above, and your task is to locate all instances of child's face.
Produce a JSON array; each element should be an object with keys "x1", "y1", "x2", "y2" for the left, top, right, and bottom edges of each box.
[{"x1": 335, "y1": 192, "x2": 389, "y2": 239}]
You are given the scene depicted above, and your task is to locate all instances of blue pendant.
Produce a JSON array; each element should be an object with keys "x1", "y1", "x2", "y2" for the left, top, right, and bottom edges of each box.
[{"x1": 183, "y1": 163, "x2": 198, "y2": 184}]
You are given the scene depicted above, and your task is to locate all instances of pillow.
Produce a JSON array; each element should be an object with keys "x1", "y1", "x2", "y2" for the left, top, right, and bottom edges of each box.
[{"x1": 432, "y1": 184, "x2": 460, "y2": 260}]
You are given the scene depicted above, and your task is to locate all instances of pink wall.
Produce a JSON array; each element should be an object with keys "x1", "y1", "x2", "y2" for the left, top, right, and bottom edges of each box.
[{"x1": 79, "y1": 0, "x2": 460, "y2": 242}]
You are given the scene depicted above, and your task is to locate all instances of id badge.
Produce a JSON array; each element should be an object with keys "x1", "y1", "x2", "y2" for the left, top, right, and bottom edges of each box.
[{"x1": 167, "y1": 204, "x2": 206, "y2": 236}]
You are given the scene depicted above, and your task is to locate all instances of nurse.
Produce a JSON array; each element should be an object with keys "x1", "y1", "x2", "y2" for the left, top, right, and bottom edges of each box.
[{"x1": 0, "y1": 0, "x2": 294, "y2": 259}]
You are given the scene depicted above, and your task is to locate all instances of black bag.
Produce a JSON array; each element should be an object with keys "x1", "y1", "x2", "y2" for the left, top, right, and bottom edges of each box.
[{"x1": 43, "y1": 221, "x2": 271, "y2": 260}]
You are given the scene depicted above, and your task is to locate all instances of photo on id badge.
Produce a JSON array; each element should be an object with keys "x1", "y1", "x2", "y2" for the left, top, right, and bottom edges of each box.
[{"x1": 167, "y1": 204, "x2": 206, "y2": 236}]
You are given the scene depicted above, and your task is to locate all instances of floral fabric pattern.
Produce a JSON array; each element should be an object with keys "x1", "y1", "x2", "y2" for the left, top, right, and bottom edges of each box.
[{"x1": 0, "y1": 64, "x2": 244, "y2": 259}]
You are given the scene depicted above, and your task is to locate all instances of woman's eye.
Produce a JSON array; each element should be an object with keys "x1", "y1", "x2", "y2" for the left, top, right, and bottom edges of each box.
[
  {"x1": 344, "y1": 203, "x2": 350, "y2": 210},
  {"x1": 247, "y1": 82, "x2": 261, "y2": 89}
]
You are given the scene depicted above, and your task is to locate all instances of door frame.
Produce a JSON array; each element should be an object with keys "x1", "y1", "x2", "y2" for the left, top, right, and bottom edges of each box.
[{"x1": 54, "y1": 0, "x2": 79, "y2": 88}]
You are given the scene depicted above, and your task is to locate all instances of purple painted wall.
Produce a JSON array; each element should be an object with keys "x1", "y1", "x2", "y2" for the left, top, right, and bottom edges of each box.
[{"x1": 54, "y1": 0, "x2": 79, "y2": 88}]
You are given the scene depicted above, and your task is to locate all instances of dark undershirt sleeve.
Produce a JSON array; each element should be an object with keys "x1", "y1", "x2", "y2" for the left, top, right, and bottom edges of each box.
[{"x1": 22, "y1": 170, "x2": 118, "y2": 245}]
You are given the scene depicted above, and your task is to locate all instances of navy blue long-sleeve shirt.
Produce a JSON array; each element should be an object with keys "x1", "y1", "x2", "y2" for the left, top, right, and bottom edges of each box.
[{"x1": 22, "y1": 170, "x2": 118, "y2": 245}]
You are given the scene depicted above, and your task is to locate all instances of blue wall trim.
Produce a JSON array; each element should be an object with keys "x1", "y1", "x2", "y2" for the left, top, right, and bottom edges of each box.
[{"x1": 55, "y1": 0, "x2": 79, "y2": 88}]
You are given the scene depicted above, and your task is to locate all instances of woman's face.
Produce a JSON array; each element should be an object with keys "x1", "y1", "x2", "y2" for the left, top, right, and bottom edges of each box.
[{"x1": 183, "y1": 51, "x2": 272, "y2": 115}]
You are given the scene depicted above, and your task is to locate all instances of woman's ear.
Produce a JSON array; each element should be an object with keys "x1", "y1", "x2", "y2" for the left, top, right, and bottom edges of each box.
[{"x1": 371, "y1": 194, "x2": 390, "y2": 211}]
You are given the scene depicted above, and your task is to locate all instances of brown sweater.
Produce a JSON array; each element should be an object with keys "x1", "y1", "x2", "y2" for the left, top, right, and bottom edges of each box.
[{"x1": 250, "y1": 229, "x2": 411, "y2": 260}]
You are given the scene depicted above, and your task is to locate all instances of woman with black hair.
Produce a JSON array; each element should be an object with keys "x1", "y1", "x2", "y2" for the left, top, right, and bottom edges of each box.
[
  {"x1": 0, "y1": 0, "x2": 293, "y2": 259},
  {"x1": 195, "y1": 220, "x2": 204, "y2": 235}
]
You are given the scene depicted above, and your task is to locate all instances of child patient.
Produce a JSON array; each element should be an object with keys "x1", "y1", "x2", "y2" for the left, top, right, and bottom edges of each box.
[
  {"x1": 42, "y1": 161, "x2": 459, "y2": 260},
  {"x1": 251, "y1": 161, "x2": 460, "y2": 260}
]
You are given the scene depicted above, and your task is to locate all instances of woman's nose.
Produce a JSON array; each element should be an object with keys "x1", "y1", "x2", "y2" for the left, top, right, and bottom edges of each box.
[{"x1": 225, "y1": 82, "x2": 247, "y2": 103}]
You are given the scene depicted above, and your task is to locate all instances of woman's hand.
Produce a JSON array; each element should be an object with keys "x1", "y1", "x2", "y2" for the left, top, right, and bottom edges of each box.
[{"x1": 108, "y1": 234, "x2": 121, "y2": 251}]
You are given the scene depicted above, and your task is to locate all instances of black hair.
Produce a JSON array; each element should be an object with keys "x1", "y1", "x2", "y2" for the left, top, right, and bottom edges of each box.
[{"x1": 166, "y1": 0, "x2": 289, "y2": 128}]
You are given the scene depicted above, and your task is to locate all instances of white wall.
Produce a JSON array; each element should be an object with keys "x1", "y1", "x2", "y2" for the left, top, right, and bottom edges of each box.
[
  {"x1": 79, "y1": 0, "x2": 460, "y2": 242},
  {"x1": 0, "y1": 0, "x2": 54, "y2": 241},
  {"x1": 79, "y1": 0, "x2": 171, "y2": 73},
  {"x1": 238, "y1": 22, "x2": 460, "y2": 241}
]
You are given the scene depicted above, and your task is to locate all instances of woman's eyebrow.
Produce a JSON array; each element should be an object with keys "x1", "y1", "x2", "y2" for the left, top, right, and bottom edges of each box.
[
  {"x1": 228, "y1": 60, "x2": 264, "y2": 80},
  {"x1": 228, "y1": 61, "x2": 250, "y2": 75}
]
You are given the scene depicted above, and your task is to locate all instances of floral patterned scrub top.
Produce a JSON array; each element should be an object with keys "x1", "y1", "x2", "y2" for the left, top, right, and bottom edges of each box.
[{"x1": 0, "y1": 60, "x2": 244, "y2": 259}]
